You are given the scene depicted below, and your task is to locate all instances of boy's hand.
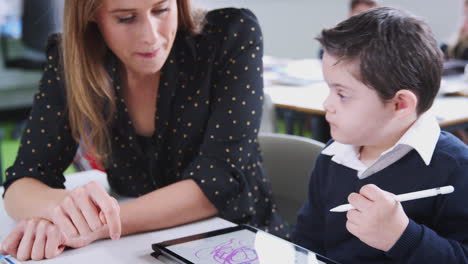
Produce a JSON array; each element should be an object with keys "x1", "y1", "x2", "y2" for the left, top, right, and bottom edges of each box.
[{"x1": 345, "y1": 184, "x2": 409, "y2": 251}]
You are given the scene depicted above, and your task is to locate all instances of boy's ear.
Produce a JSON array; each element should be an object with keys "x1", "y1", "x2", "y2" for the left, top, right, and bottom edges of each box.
[{"x1": 392, "y1": 90, "x2": 418, "y2": 117}]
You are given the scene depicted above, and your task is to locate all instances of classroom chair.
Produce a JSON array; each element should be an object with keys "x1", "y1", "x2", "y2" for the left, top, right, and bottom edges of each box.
[
  {"x1": 259, "y1": 93, "x2": 277, "y2": 133},
  {"x1": 258, "y1": 133, "x2": 325, "y2": 227}
]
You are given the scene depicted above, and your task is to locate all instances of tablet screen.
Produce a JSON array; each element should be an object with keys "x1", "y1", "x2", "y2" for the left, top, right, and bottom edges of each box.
[{"x1": 153, "y1": 225, "x2": 340, "y2": 264}]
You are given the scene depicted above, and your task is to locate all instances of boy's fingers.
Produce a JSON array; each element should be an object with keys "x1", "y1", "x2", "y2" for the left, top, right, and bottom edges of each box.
[
  {"x1": 346, "y1": 208, "x2": 361, "y2": 224},
  {"x1": 359, "y1": 184, "x2": 385, "y2": 201},
  {"x1": 348, "y1": 192, "x2": 372, "y2": 212}
]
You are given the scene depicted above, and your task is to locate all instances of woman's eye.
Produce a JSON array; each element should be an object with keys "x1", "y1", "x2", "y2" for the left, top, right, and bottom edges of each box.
[
  {"x1": 153, "y1": 8, "x2": 169, "y2": 15},
  {"x1": 117, "y1": 16, "x2": 135, "y2": 23}
]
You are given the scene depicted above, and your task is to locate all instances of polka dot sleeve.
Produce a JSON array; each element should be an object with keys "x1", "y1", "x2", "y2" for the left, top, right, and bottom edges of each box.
[
  {"x1": 3, "y1": 35, "x2": 78, "y2": 193},
  {"x1": 181, "y1": 9, "x2": 268, "y2": 222}
]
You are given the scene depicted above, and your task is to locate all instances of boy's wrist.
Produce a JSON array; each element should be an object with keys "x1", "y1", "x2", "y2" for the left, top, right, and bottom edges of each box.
[
  {"x1": 385, "y1": 219, "x2": 423, "y2": 259},
  {"x1": 385, "y1": 214, "x2": 410, "y2": 251}
]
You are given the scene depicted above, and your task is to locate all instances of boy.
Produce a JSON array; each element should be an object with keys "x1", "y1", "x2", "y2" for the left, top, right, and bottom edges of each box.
[{"x1": 293, "y1": 7, "x2": 468, "y2": 264}]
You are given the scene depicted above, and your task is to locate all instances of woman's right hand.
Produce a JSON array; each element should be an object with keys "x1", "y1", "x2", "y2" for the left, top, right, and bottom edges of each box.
[{"x1": 48, "y1": 181, "x2": 121, "y2": 248}]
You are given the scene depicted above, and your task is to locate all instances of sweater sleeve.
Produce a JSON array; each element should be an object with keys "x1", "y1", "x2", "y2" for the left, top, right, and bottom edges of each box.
[
  {"x1": 3, "y1": 34, "x2": 78, "y2": 195},
  {"x1": 386, "y1": 163, "x2": 468, "y2": 263}
]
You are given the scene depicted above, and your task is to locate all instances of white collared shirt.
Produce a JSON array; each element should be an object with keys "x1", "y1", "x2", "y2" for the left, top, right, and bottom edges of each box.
[{"x1": 321, "y1": 112, "x2": 441, "y2": 179}]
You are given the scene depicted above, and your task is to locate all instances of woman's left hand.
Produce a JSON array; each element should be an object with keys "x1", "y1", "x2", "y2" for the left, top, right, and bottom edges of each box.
[{"x1": 0, "y1": 218, "x2": 66, "y2": 261}]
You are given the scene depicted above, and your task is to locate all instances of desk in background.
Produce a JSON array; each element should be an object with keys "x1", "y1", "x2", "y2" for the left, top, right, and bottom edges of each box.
[
  {"x1": 0, "y1": 170, "x2": 236, "y2": 263},
  {"x1": 264, "y1": 58, "x2": 468, "y2": 142},
  {"x1": 0, "y1": 49, "x2": 41, "y2": 116}
]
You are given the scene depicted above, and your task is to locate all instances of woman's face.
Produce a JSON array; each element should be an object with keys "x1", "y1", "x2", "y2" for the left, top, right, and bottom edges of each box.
[{"x1": 94, "y1": 0, "x2": 178, "y2": 77}]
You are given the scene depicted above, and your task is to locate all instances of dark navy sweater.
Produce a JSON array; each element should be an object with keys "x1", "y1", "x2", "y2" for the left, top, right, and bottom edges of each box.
[{"x1": 293, "y1": 131, "x2": 468, "y2": 263}]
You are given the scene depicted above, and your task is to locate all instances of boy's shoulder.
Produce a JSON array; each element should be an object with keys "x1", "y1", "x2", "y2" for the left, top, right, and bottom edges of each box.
[
  {"x1": 319, "y1": 132, "x2": 468, "y2": 167},
  {"x1": 433, "y1": 131, "x2": 468, "y2": 165}
]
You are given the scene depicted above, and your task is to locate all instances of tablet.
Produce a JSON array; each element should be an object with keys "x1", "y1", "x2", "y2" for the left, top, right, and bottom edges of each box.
[{"x1": 151, "y1": 225, "x2": 341, "y2": 264}]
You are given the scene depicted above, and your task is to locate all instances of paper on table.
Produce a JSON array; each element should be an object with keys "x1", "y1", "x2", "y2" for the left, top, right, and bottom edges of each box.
[{"x1": 440, "y1": 76, "x2": 468, "y2": 97}]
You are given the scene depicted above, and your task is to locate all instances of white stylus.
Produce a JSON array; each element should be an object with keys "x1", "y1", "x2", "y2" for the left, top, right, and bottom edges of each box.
[{"x1": 330, "y1": 185, "x2": 455, "y2": 212}]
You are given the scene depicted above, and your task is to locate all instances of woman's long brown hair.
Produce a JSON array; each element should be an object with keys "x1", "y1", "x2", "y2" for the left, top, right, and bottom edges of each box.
[{"x1": 62, "y1": 0, "x2": 198, "y2": 165}]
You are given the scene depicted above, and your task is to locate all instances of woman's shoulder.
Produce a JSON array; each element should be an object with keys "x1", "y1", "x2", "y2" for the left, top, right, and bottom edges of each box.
[
  {"x1": 41, "y1": 33, "x2": 63, "y2": 64},
  {"x1": 46, "y1": 33, "x2": 62, "y2": 52},
  {"x1": 205, "y1": 8, "x2": 259, "y2": 26},
  {"x1": 202, "y1": 8, "x2": 262, "y2": 40},
  {"x1": 191, "y1": 8, "x2": 262, "y2": 60}
]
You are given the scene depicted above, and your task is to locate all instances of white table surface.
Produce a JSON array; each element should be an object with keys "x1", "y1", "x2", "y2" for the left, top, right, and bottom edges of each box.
[
  {"x1": 264, "y1": 80, "x2": 468, "y2": 128},
  {"x1": 0, "y1": 170, "x2": 236, "y2": 263}
]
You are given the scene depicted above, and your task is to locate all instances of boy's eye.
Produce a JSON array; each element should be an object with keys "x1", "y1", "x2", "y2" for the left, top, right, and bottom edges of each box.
[{"x1": 337, "y1": 92, "x2": 348, "y2": 100}]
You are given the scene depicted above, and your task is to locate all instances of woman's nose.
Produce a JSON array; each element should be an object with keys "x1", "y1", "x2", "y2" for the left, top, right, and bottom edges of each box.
[{"x1": 140, "y1": 16, "x2": 158, "y2": 46}]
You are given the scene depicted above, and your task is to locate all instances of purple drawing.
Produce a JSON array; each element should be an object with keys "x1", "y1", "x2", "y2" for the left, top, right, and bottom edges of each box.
[{"x1": 194, "y1": 238, "x2": 259, "y2": 264}]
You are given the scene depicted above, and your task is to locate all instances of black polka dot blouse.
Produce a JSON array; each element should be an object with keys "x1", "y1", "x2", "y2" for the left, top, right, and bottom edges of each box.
[{"x1": 4, "y1": 8, "x2": 287, "y2": 237}]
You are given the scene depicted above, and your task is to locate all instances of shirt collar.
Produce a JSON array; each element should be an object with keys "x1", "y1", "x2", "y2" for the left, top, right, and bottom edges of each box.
[{"x1": 322, "y1": 111, "x2": 440, "y2": 166}]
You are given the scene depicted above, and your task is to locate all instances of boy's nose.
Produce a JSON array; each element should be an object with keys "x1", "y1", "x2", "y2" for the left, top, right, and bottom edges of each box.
[{"x1": 322, "y1": 95, "x2": 335, "y2": 113}]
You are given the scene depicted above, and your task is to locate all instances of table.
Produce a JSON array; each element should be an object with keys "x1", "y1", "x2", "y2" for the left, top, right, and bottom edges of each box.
[
  {"x1": 265, "y1": 78, "x2": 468, "y2": 142},
  {"x1": 0, "y1": 170, "x2": 236, "y2": 263}
]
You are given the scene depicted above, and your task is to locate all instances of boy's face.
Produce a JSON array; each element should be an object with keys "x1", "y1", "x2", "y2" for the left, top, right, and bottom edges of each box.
[{"x1": 322, "y1": 52, "x2": 395, "y2": 146}]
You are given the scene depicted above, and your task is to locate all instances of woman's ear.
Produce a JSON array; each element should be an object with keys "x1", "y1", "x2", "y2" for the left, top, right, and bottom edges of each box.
[{"x1": 392, "y1": 89, "x2": 418, "y2": 117}]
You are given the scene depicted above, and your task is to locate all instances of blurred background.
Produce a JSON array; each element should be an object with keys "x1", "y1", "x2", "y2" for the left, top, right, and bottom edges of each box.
[
  {"x1": 194, "y1": 0, "x2": 462, "y2": 59},
  {"x1": 0, "y1": 0, "x2": 466, "y2": 183}
]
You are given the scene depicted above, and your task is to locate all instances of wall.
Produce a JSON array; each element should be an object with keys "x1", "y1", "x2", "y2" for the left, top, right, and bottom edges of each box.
[{"x1": 194, "y1": 0, "x2": 463, "y2": 59}]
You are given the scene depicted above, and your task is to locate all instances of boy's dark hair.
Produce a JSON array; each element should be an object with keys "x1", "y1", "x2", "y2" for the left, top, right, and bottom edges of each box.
[
  {"x1": 317, "y1": 7, "x2": 443, "y2": 115},
  {"x1": 350, "y1": 0, "x2": 378, "y2": 10}
]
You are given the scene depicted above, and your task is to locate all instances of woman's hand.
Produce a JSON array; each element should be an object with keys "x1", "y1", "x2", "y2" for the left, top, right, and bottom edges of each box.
[
  {"x1": 48, "y1": 181, "x2": 121, "y2": 248},
  {"x1": 0, "y1": 218, "x2": 65, "y2": 261}
]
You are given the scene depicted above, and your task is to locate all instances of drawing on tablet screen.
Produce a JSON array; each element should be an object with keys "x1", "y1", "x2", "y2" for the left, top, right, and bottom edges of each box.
[{"x1": 194, "y1": 238, "x2": 259, "y2": 264}]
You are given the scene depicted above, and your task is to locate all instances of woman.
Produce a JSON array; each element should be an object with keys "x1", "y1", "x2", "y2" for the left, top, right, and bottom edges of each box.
[{"x1": 0, "y1": 0, "x2": 285, "y2": 260}]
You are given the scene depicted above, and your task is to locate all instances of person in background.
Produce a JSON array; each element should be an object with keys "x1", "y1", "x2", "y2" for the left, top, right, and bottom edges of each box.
[
  {"x1": 349, "y1": 0, "x2": 378, "y2": 17},
  {"x1": 441, "y1": 0, "x2": 468, "y2": 143},
  {"x1": 0, "y1": 0, "x2": 285, "y2": 261},
  {"x1": 294, "y1": 7, "x2": 468, "y2": 263},
  {"x1": 443, "y1": 0, "x2": 468, "y2": 60}
]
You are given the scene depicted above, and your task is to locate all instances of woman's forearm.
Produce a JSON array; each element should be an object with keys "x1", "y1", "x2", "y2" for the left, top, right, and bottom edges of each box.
[
  {"x1": 119, "y1": 179, "x2": 218, "y2": 236},
  {"x1": 4, "y1": 178, "x2": 218, "y2": 236},
  {"x1": 3, "y1": 178, "x2": 68, "y2": 221}
]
